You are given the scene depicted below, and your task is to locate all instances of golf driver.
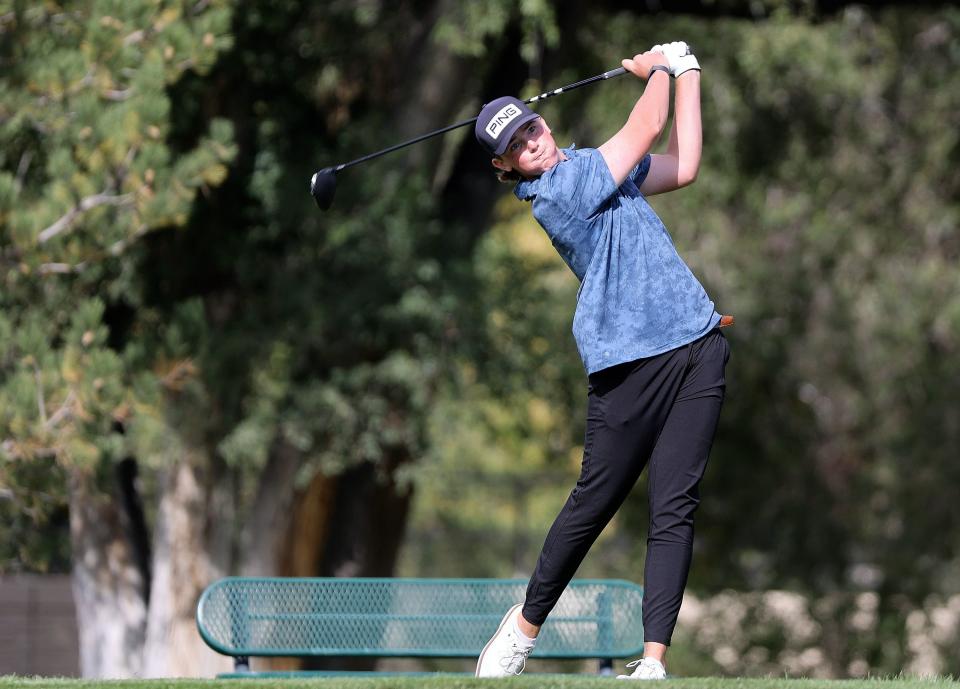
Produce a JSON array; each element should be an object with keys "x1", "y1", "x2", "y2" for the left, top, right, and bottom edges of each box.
[{"x1": 309, "y1": 66, "x2": 630, "y2": 210}]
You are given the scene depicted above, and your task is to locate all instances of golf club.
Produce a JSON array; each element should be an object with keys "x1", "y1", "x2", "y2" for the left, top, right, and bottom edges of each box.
[{"x1": 309, "y1": 66, "x2": 630, "y2": 210}]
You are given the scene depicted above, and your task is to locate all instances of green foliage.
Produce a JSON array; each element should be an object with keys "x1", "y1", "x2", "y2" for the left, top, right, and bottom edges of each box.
[
  {"x1": 2, "y1": 0, "x2": 959, "y2": 677},
  {"x1": 667, "y1": 7, "x2": 960, "y2": 603},
  {"x1": 405, "y1": 5, "x2": 960, "y2": 677},
  {"x1": 401, "y1": 197, "x2": 587, "y2": 577},
  {"x1": 0, "y1": 0, "x2": 236, "y2": 566},
  {"x1": 0, "y1": 453, "x2": 71, "y2": 573},
  {"x1": 433, "y1": 0, "x2": 558, "y2": 62}
]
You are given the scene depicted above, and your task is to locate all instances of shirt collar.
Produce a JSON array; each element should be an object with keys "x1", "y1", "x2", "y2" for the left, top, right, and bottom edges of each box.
[{"x1": 514, "y1": 145, "x2": 576, "y2": 201}]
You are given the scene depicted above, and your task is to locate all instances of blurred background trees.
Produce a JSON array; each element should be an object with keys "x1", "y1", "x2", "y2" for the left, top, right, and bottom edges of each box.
[{"x1": 2, "y1": 0, "x2": 958, "y2": 679}]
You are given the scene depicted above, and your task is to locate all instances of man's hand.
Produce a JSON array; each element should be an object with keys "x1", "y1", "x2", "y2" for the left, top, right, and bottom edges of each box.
[
  {"x1": 622, "y1": 51, "x2": 669, "y2": 80},
  {"x1": 651, "y1": 41, "x2": 701, "y2": 77}
]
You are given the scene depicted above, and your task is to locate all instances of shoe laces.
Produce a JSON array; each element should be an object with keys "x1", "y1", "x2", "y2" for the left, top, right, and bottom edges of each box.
[
  {"x1": 624, "y1": 657, "x2": 664, "y2": 678},
  {"x1": 498, "y1": 639, "x2": 532, "y2": 675}
]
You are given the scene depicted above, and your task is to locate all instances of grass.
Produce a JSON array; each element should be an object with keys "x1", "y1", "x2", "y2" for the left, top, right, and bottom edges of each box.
[{"x1": 2, "y1": 676, "x2": 958, "y2": 689}]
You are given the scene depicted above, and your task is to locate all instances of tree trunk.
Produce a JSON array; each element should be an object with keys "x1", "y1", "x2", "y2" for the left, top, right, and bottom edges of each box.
[
  {"x1": 257, "y1": 455, "x2": 414, "y2": 673},
  {"x1": 295, "y1": 455, "x2": 414, "y2": 672},
  {"x1": 69, "y1": 469, "x2": 147, "y2": 678},
  {"x1": 239, "y1": 438, "x2": 304, "y2": 577},
  {"x1": 391, "y1": 0, "x2": 484, "y2": 185},
  {"x1": 279, "y1": 470, "x2": 338, "y2": 577},
  {"x1": 141, "y1": 455, "x2": 232, "y2": 677},
  {"x1": 318, "y1": 458, "x2": 413, "y2": 578}
]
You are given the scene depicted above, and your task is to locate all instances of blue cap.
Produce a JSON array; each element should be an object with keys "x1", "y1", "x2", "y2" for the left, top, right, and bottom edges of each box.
[{"x1": 475, "y1": 96, "x2": 539, "y2": 157}]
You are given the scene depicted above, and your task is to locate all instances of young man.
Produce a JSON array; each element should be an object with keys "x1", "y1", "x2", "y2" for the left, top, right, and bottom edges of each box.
[{"x1": 473, "y1": 43, "x2": 732, "y2": 680}]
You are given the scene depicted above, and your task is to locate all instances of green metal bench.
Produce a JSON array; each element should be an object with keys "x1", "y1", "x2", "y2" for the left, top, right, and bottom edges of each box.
[{"x1": 196, "y1": 577, "x2": 644, "y2": 676}]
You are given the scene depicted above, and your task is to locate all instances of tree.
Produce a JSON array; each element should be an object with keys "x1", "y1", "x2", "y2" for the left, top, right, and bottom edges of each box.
[
  {"x1": 3, "y1": 0, "x2": 958, "y2": 679},
  {"x1": 1, "y1": 0, "x2": 234, "y2": 675},
  {"x1": 1, "y1": 0, "x2": 557, "y2": 676},
  {"x1": 402, "y1": 5, "x2": 960, "y2": 676}
]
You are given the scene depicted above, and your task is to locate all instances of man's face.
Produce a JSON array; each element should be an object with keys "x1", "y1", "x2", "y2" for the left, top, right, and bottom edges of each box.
[{"x1": 494, "y1": 117, "x2": 561, "y2": 178}]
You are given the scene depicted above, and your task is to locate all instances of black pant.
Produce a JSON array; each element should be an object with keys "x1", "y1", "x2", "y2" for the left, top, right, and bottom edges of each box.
[{"x1": 521, "y1": 329, "x2": 729, "y2": 645}]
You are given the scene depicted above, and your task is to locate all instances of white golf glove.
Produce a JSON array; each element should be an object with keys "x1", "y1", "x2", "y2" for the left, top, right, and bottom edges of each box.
[{"x1": 651, "y1": 41, "x2": 701, "y2": 77}]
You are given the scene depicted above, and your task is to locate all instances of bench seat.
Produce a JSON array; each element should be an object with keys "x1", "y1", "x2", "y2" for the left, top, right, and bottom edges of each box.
[{"x1": 196, "y1": 577, "x2": 644, "y2": 675}]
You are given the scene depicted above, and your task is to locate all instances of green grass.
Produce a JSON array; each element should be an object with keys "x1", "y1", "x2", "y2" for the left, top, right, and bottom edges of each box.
[{"x1": 2, "y1": 677, "x2": 958, "y2": 689}]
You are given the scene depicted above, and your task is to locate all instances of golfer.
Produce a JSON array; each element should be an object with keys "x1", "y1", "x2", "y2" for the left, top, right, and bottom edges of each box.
[{"x1": 473, "y1": 43, "x2": 731, "y2": 680}]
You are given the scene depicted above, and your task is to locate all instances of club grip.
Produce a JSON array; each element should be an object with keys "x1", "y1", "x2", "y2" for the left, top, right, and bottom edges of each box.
[{"x1": 603, "y1": 67, "x2": 628, "y2": 79}]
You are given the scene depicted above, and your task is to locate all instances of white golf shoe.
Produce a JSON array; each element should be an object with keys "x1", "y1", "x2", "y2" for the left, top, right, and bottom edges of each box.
[
  {"x1": 617, "y1": 657, "x2": 667, "y2": 680},
  {"x1": 475, "y1": 603, "x2": 535, "y2": 677}
]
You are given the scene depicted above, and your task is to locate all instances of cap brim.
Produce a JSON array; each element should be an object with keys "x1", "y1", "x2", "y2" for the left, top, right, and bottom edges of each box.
[{"x1": 493, "y1": 112, "x2": 540, "y2": 156}]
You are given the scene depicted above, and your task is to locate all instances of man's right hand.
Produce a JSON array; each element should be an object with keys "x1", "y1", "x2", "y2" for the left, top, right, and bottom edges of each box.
[
  {"x1": 651, "y1": 41, "x2": 701, "y2": 77},
  {"x1": 622, "y1": 51, "x2": 669, "y2": 80}
]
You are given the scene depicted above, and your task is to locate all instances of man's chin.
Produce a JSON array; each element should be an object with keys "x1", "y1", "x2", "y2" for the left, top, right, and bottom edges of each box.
[
  {"x1": 541, "y1": 155, "x2": 560, "y2": 172},
  {"x1": 519, "y1": 152, "x2": 559, "y2": 177}
]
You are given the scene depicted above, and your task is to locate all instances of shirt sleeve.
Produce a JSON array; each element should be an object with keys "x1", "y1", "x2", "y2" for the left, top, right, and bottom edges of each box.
[
  {"x1": 538, "y1": 148, "x2": 618, "y2": 220},
  {"x1": 630, "y1": 154, "x2": 653, "y2": 187}
]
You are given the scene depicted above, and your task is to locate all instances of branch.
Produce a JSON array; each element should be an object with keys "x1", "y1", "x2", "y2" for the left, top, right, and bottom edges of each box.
[
  {"x1": 108, "y1": 223, "x2": 149, "y2": 256},
  {"x1": 38, "y1": 220, "x2": 146, "y2": 273},
  {"x1": 0, "y1": 439, "x2": 58, "y2": 461},
  {"x1": 123, "y1": 29, "x2": 145, "y2": 46},
  {"x1": 70, "y1": 70, "x2": 95, "y2": 96},
  {"x1": 15, "y1": 150, "x2": 33, "y2": 192},
  {"x1": 122, "y1": 146, "x2": 139, "y2": 169},
  {"x1": 45, "y1": 391, "x2": 76, "y2": 430},
  {"x1": 37, "y1": 191, "x2": 134, "y2": 243},
  {"x1": 161, "y1": 360, "x2": 198, "y2": 391},
  {"x1": 39, "y1": 262, "x2": 87, "y2": 274},
  {"x1": 103, "y1": 87, "x2": 135, "y2": 101},
  {"x1": 33, "y1": 363, "x2": 47, "y2": 425}
]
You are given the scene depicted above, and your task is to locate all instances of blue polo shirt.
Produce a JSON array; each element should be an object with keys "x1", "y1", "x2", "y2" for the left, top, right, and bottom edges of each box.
[{"x1": 514, "y1": 146, "x2": 721, "y2": 375}]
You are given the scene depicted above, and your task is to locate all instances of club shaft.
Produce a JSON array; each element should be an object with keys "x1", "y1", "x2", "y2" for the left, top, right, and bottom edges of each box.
[
  {"x1": 333, "y1": 116, "x2": 479, "y2": 173},
  {"x1": 329, "y1": 66, "x2": 629, "y2": 173},
  {"x1": 525, "y1": 66, "x2": 627, "y2": 102}
]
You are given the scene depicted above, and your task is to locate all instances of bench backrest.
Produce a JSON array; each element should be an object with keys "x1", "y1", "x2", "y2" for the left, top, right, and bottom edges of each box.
[{"x1": 197, "y1": 577, "x2": 643, "y2": 659}]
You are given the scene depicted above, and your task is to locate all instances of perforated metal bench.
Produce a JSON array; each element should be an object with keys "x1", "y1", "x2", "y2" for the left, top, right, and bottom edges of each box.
[{"x1": 196, "y1": 577, "x2": 644, "y2": 676}]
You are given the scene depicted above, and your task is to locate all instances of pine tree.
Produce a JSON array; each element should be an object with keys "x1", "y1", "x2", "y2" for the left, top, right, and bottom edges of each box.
[{"x1": 1, "y1": 0, "x2": 234, "y2": 675}]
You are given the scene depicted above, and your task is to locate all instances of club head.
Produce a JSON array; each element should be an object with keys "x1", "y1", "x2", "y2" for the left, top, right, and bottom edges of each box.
[{"x1": 310, "y1": 168, "x2": 337, "y2": 210}]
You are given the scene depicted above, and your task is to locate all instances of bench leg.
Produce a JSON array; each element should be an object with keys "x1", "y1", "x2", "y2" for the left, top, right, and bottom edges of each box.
[{"x1": 599, "y1": 658, "x2": 614, "y2": 675}]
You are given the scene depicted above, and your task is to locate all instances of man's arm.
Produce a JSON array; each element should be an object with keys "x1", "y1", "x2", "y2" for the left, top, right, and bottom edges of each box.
[
  {"x1": 640, "y1": 70, "x2": 702, "y2": 196},
  {"x1": 597, "y1": 51, "x2": 671, "y2": 188}
]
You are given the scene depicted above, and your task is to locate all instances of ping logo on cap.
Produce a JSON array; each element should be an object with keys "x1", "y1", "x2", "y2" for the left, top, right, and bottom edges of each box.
[{"x1": 485, "y1": 104, "x2": 522, "y2": 139}]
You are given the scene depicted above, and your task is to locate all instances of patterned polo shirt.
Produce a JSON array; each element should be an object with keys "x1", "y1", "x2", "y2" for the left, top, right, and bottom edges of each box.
[{"x1": 514, "y1": 146, "x2": 720, "y2": 374}]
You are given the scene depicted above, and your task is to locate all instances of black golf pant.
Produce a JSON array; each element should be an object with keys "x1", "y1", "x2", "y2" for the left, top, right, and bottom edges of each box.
[{"x1": 521, "y1": 329, "x2": 729, "y2": 645}]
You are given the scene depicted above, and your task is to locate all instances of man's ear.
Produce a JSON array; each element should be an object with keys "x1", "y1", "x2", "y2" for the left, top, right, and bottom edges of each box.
[{"x1": 491, "y1": 157, "x2": 511, "y2": 172}]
